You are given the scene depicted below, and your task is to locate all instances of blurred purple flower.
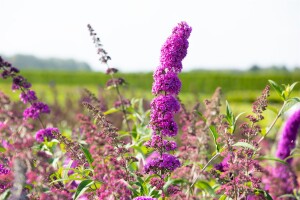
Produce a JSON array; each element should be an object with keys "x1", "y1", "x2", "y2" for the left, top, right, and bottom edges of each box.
[
  {"x1": 276, "y1": 109, "x2": 300, "y2": 163},
  {"x1": 35, "y1": 127, "x2": 58, "y2": 142},
  {"x1": 23, "y1": 102, "x2": 50, "y2": 119},
  {"x1": 20, "y1": 90, "x2": 37, "y2": 104},
  {"x1": 0, "y1": 164, "x2": 10, "y2": 175},
  {"x1": 144, "y1": 153, "x2": 180, "y2": 174}
]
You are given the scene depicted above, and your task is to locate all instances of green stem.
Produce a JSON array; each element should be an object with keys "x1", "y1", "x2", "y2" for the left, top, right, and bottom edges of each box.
[
  {"x1": 105, "y1": 63, "x2": 130, "y2": 132},
  {"x1": 258, "y1": 101, "x2": 287, "y2": 144},
  {"x1": 190, "y1": 152, "x2": 220, "y2": 188}
]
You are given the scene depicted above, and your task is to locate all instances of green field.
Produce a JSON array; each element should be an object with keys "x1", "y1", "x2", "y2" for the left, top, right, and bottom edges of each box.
[
  {"x1": 3, "y1": 70, "x2": 298, "y2": 93},
  {"x1": 1, "y1": 70, "x2": 299, "y2": 103},
  {"x1": 1, "y1": 70, "x2": 298, "y2": 117}
]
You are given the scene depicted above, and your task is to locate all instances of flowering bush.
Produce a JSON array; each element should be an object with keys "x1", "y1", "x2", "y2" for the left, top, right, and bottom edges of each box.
[{"x1": 1, "y1": 22, "x2": 300, "y2": 200}]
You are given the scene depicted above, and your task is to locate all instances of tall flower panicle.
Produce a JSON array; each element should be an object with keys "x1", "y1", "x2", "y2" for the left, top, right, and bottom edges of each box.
[
  {"x1": 159, "y1": 22, "x2": 192, "y2": 73},
  {"x1": 212, "y1": 86, "x2": 270, "y2": 199},
  {"x1": 265, "y1": 109, "x2": 300, "y2": 198},
  {"x1": 150, "y1": 22, "x2": 192, "y2": 140},
  {"x1": 0, "y1": 57, "x2": 51, "y2": 122},
  {"x1": 87, "y1": 24, "x2": 130, "y2": 131},
  {"x1": 276, "y1": 109, "x2": 300, "y2": 163},
  {"x1": 0, "y1": 57, "x2": 68, "y2": 198},
  {"x1": 143, "y1": 21, "x2": 191, "y2": 198}
]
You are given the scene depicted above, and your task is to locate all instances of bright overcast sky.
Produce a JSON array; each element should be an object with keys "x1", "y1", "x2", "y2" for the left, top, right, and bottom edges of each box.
[{"x1": 1, "y1": 0, "x2": 300, "y2": 72}]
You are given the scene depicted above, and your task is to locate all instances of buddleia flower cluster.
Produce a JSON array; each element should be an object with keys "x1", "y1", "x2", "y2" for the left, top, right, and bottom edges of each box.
[
  {"x1": 264, "y1": 109, "x2": 300, "y2": 198},
  {"x1": 142, "y1": 21, "x2": 192, "y2": 197}
]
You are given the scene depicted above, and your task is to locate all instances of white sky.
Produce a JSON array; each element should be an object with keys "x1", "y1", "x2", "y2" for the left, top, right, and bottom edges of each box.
[{"x1": 1, "y1": 0, "x2": 300, "y2": 72}]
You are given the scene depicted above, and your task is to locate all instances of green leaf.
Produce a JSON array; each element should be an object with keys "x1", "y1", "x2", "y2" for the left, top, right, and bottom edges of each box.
[
  {"x1": 290, "y1": 147, "x2": 300, "y2": 155},
  {"x1": 283, "y1": 98, "x2": 300, "y2": 114},
  {"x1": 268, "y1": 80, "x2": 284, "y2": 100},
  {"x1": 255, "y1": 156, "x2": 287, "y2": 165},
  {"x1": 219, "y1": 195, "x2": 227, "y2": 200},
  {"x1": 74, "y1": 180, "x2": 94, "y2": 200},
  {"x1": 289, "y1": 82, "x2": 298, "y2": 91},
  {"x1": 254, "y1": 189, "x2": 273, "y2": 200},
  {"x1": 90, "y1": 181, "x2": 101, "y2": 190},
  {"x1": 283, "y1": 82, "x2": 299, "y2": 99},
  {"x1": 196, "y1": 111, "x2": 207, "y2": 123},
  {"x1": 0, "y1": 146, "x2": 6, "y2": 153},
  {"x1": 209, "y1": 125, "x2": 220, "y2": 152},
  {"x1": 235, "y1": 112, "x2": 245, "y2": 122},
  {"x1": 103, "y1": 107, "x2": 119, "y2": 115},
  {"x1": 232, "y1": 142, "x2": 256, "y2": 150},
  {"x1": 289, "y1": 97, "x2": 300, "y2": 102},
  {"x1": 278, "y1": 194, "x2": 295, "y2": 198},
  {"x1": 194, "y1": 180, "x2": 215, "y2": 196},
  {"x1": 81, "y1": 146, "x2": 94, "y2": 167},
  {"x1": 265, "y1": 192, "x2": 274, "y2": 200},
  {"x1": 24, "y1": 183, "x2": 33, "y2": 191},
  {"x1": 226, "y1": 100, "x2": 233, "y2": 124},
  {"x1": 0, "y1": 189, "x2": 10, "y2": 200},
  {"x1": 284, "y1": 154, "x2": 300, "y2": 161},
  {"x1": 225, "y1": 101, "x2": 236, "y2": 133}
]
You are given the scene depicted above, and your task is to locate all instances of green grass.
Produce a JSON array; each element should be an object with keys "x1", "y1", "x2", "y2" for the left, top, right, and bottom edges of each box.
[
  {"x1": 2, "y1": 70, "x2": 299, "y2": 93},
  {"x1": 1, "y1": 70, "x2": 298, "y2": 107}
]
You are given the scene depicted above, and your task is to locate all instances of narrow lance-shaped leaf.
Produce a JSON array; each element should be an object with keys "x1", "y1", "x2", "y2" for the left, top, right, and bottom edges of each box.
[
  {"x1": 74, "y1": 180, "x2": 94, "y2": 200},
  {"x1": 0, "y1": 145, "x2": 6, "y2": 153},
  {"x1": 232, "y1": 142, "x2": 256, "y2": 150},
  {"x1": 196, "y1": 111, "x2": 207, "y2": 123},
  {"x1": 81, "y1": 146, "x2": 94, "y2": 167},
  {"x1": 225, "y1": 101, "x2": 235, "y2": 133},
  {"x1": 209, "y1": 125, "x2": 220, "y2": 152},
  {"x1": 268, "y1": 80, "x2": 284, "y2": 100},
  {"x1": 254, "y1": 156, "x2": 287, "y2": 165},
  {"x1": 194, "y1": 180, "x2": 216, "y2": 197}
]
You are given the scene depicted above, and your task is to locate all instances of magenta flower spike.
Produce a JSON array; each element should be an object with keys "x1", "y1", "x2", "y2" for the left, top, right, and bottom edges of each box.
[
  {"x1": 276, "y1": 109, "x2": 300, "y2": 163},
  {"x1": 270, "y1": 109, "x2": 300, "y2": 195},
  {"x1": 145, "y1": 22, "x2": 192, "y2": 177}
]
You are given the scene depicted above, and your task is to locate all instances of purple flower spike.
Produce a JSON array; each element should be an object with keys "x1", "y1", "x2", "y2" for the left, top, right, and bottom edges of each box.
[
  {"x1": 145, "y1": 22, "x2": 191, "y2": 181},
  {"x1": 20, "y1": 90, "x2": 37, "y2": 104},
  {"x1": 144, "y1": 153, "x2": 180, "y2": 174},
  {"x1": 35, "y1": 127, "x2": 59, "y2": 142},
  {"x1": 11, "y1": 75, "x2": 31, "y2": 90},
  {"x1": 151, "y1": 95, "x2": 180, "y2": 114},
  {"x1": 276, "y1": 109, "x2": 300, "y2": 163},
  {"x1": 160, "y1": 22, "x2": 192, "y2": 73},
  {"x1": 23, "y1": 102, "x2": 50, "y2": 119},
  {"x1": 163, "y1": 140, "x2": 177, "y2": 151},
  {"x1": 266, "y1": 109, "x2": 300, "y2": 196},
  {"x1": 152, "y1": 71, "x2": 182, "y2": 95},
  {"x1": 145, "y1": 136, "x2": 177, "y2": 151}
]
